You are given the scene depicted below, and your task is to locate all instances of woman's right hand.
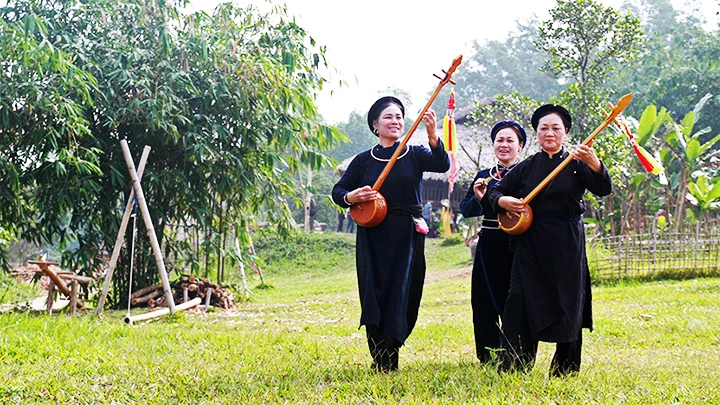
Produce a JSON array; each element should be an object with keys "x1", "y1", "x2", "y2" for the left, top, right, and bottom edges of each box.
[
  {"x1": 498, "y1": 196, "x2": 526, "y2": 215},
  {"x1": 473, "y1": 178, "x2": 488, "y2": 201},
  {"x1": 346, "y1": 186, "x2": 378, "y2": 204}
]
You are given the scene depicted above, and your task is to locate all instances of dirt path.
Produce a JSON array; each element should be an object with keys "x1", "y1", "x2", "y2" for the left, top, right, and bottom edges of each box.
[{"x1": 424, "y1": 266, "x2": 472, "y2": 285}]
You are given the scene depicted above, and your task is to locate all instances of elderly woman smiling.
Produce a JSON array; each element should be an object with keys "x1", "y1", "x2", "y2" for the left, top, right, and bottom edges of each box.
[
  {"x1": 486, "y1": 104, "x2": 612, "y2": 377},
  {"x1": 459, "y1": 119, "x2": 526, "y2": 363},
  {"x1": 332, "y1": 96, "x2": 449, "y2": 373}
]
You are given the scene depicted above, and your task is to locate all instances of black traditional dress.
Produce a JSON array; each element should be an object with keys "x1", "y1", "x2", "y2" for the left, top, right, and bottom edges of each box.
[
  {"x1": 332, "y1": 141, "x2": 449, "y2": 368},
  {"x1": 486, "y1": 147, "x2": 612, "y2": 373},
  {"x1": 459, "y1": 164, "x2": 516, "y2": 362}
]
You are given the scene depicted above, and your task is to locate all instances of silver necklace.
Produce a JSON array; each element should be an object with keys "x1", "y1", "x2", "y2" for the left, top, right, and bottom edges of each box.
[{"x1": 370, "y1": 145, "x2": 409, "y2": 162}]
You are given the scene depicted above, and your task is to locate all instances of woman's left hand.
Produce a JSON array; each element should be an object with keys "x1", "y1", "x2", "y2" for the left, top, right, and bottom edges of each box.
[
  {"x1": 422, "y1": 110, "x2": 439, "y2": 147},
  {"x1": 574, "y1": 144, "x2": 602, "y2": 172}
]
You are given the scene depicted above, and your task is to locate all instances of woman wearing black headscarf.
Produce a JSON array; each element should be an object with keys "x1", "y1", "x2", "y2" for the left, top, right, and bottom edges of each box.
[
  {"x1": 459, "y1": 120, "x2": 526, "y2": 363},
  {"x1": 486, "y1": 104, "x2": 612, "y2": 376},
  {"x1": 332, "y1": 96, "x2": 449, "y2": 372}
]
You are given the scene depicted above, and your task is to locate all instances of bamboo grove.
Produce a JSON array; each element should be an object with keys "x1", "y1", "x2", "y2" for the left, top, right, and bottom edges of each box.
[{"x1": 0, "y1": 0, "x2": 344, "y2": 306}]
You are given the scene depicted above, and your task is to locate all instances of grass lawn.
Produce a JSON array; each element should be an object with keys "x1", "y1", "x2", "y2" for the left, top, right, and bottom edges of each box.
[{"x1": 1, "y1": 236, "x2": 719, "y2": 404}]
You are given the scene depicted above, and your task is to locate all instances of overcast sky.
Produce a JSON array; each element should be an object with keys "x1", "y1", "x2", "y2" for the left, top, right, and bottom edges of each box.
[{"x1": 188, "y1": 0, "x2": 716, "y2": 123}]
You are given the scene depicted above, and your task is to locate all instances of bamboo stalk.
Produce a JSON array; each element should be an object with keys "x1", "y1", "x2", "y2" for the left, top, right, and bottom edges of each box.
[
  {"x1": 124, "y1": 297, "x2": 202, "y2": 325},
  {"x1": 96, "y1": 146, "x2": 151, "y2": 316},
  {"x1": 46, "y1": 282, "x2": 55, "y2": 313},
  {"x1": 120, "y1": 140, "x2": 177, "y2": 315}
]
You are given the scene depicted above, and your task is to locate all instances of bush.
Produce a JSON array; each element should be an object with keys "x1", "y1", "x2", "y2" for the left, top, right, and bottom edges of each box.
[{"x1": 440, "y1": 234, "x2": 465, "y2": 246}]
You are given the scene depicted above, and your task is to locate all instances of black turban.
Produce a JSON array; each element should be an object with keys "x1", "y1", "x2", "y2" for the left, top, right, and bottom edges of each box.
[
  {"x1": 531, "y1": 104, "x2": 572, "y2": 132},
  {"x1": 490, "y1": 120, "x2": 527, "y2": 149}
]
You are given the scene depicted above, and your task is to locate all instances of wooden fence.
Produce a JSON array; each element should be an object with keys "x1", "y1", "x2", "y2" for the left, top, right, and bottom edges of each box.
[{"x1": 587, "y1": 220, "x2": 720, "y2": 282}]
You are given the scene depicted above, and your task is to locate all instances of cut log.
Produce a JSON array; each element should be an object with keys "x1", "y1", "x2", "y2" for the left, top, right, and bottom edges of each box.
[
  {"x1": 130, "y1": 284, "x2": 163, "y2": 300},
  {"x1": 131, "y1": 290, "x2": 163, "y2": 306}
]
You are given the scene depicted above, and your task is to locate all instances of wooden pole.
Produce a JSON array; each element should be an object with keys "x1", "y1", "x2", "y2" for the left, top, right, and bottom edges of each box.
[
  {"x1": 120, "y1": 140, "x2": 177, "y2": 314},
  {"x1": 96, "y1": 146, "x2": 151, "y2": 316},
  {"x1": 204, "y1": 288, "x2": 213, "y2": 311},
  {"x1": 69, "y1": 280, "x2": 79, "y2": 316},
  {"x1": 28, "y1": 261, "x2": 72, "y2": 296},
  {"x1": 124, "y1": 297, "x2": 201, "y2": 325},
  {"x1": 46, "y1": 282, "x2": 55, "y2": 313}
]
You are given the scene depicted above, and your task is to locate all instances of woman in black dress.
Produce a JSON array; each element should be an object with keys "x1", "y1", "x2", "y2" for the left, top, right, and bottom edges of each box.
[
  {"x1": 486, "y1": 104, "x2": 612, "y2": 376},
  {"x1": 460, "y1": 120, "x2": 526, "y2": 363},
  {"x1": 332, "y1": 96, "x2": 449, "y2": 372}
]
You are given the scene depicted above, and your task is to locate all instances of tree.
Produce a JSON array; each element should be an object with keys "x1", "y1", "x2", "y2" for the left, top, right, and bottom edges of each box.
[
  {"x1": 429, "y1": 19, "x2": 562, "y2": 114},
  {"x1": 0, "y1": 0, "x2": 343, "y2": 304},
  {"x1": 328, "y1": 111, "x2": 374, "y2": 161},
  {"x1": 610, "y1": 18, "x2": 720, "y2": 142},
  {"x1": 536, "y1": 0, "x2": 644, "y2": 137}
]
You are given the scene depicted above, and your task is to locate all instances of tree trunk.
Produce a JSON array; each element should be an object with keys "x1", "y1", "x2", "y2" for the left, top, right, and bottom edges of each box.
[{"x1": 673, "y1": 168, "x2": 689, "y2": 233}]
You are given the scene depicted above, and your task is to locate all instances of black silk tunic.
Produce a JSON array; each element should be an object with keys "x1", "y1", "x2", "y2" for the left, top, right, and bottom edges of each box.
[
  {"x1": 332, "y1": 141, "x2": 449, "y2": 344},
  {"x1": 486, "y1": 148, "x2": 612, "y2": 342},
  {"x1": 459, "y1": 165, "x2": 516, "y2": 314}
]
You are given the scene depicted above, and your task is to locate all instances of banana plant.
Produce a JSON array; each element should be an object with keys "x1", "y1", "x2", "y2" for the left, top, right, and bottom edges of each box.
[
  {"x1": 662, "y1": 94, "x2": 720, "y2": 231},
  {"x1": 686, "y1": 173, "x2": 720, "y2": 220}
]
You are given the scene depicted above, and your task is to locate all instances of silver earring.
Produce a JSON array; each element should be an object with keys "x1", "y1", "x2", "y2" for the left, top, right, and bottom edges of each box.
[{"x1": 373, "y1": 128, "x2": 379, "y2": 135}]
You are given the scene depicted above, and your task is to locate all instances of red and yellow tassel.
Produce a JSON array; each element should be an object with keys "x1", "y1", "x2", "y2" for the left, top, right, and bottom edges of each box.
[
  {"x1": 443, "y1": 89, "x2": 459, "y2": 192},
  {"x1": 604, "y1": 107, "x2": 664, "y2": 176}
]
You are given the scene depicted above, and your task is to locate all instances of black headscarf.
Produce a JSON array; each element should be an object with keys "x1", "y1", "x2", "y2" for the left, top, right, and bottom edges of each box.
[{"x1": 367, "y1": 96, "x2": 405, "y2": 136}]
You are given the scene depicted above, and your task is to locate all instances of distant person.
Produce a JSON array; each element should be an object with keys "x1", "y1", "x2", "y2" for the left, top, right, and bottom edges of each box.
[
  {"x1": 440, "y1": 199, "x2": 452, "y2": 237},
  {"x1": 459, "y1": 120, "x2": 526, "y2": 363},
  {"x1": 332, "y1": 96, "x2": 449, "y2": 373},
  {"x1": 487, "y1": 104, "x2": 612, "y2": 377},
  {"x1": 423, "y1": 199, "x2": 433, "y2": 226},
  {"x1": 308, "y1": 198, "x2": 317, "y2": 231},
  {"x1": 345, "y1": 211, "x2": 355, "y2": 233},
  {"x1": 337, "y1": 210, "x2": 346, "y2": 232}
]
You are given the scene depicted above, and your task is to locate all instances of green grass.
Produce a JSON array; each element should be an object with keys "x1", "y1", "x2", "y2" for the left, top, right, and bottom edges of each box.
[
  {"x1": 0, "y1": 272, "x2": 42, "y2": 305},
  {"x1": 1, "y1": 235, "x2": 719, "y2": 404}
]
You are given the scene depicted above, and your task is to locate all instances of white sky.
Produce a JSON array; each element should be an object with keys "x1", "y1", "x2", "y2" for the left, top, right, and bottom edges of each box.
[{"x1": 188, "y1": 0, "x2": 719, "y2": 123}]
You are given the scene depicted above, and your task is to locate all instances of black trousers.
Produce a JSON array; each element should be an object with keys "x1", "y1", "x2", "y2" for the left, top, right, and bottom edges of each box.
[
  {"x1": 472, "y1": 229, "x2": 513, "y2": 362},
  {"x1": 498, "y1": 284, "x2": 583, "y2": 376}
]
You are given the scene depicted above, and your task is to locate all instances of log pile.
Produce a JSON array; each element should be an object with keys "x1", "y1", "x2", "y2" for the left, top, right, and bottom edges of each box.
[{"x1": 129, "y1": 275, "x2": 233, "y2": 309}]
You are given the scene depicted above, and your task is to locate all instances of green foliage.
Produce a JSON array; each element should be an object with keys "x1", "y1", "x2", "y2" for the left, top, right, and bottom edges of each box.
[
  {"x1": 252, "y1": 231, "x2": 356, "y2": 276},
  {"x1": 439, "y1": 234, "x2": 465, "y2": 246},
  {"x1": 536, "y1": 0, "x2": 644, "y2": 135},
  {"x1": 537, "y1": 0, "x2": 644, "y2": 85},
  {"x1": 469, "y1": 91, "x2": 541, "y2": 133},
  {"x1": 326, "y1": 111, "x2": 374, "y2": 161},
  {"x1": 610, "y1": 9, "x2": 720, "y2": 141},
  {"x1": 686, "y1": 173, "x2": 720, "y2": 225},
  {"x1": 0, "y1": 272, "x2": 41, "y2": 305},
  {"x1": 0, "y1": 0, "x2": 344, "y2": 305},
  {"x1": 0, "y1": 229, "x2": 15, "y2": 272},
  {"x1": 659, "y1": 95, "x2": 720, "y2": 229}
]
